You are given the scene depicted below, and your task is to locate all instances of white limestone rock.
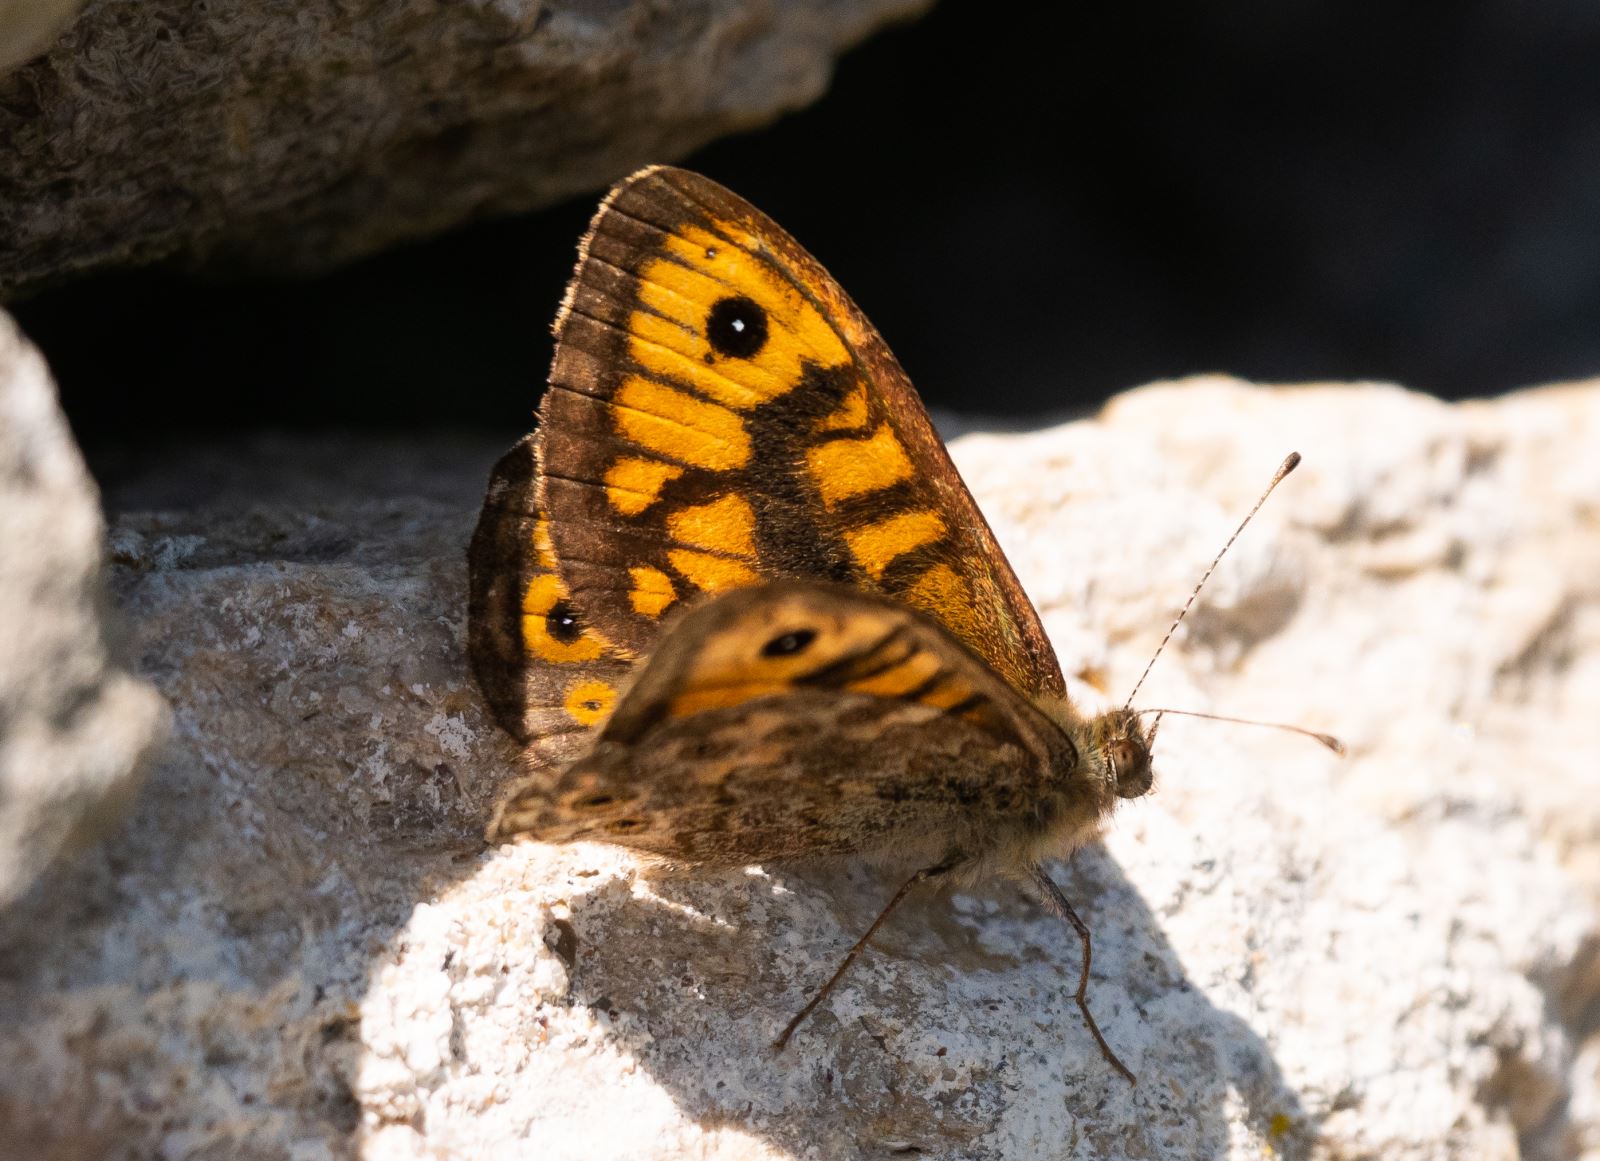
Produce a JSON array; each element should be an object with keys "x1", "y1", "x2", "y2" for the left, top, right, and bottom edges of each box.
[
  {"x1": 0, "y1": 376, "x2": 1595, "y2": 1159},
  {"x1": 0, "y1": 311, "x2": 168, "y2": 910}
]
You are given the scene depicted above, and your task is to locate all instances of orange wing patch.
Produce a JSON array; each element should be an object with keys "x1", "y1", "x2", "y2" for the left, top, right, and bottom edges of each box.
[
  {"x1": 904, "y1": 563, "x2": 973, "y2": 630},
  {"x1": 628, "y1": 565, "x2": 677, "y2": 616},
  {"x1": 532, "y1": 517, "x2": 559, "y2": 570},
  {"x1": 916, "y1": 674, "x2": 979, "y2": 710},
  {"x1": 613, "y1": 377, "x2": 751, "y2": 471},
  {"x1": 842, "y1": 510, "x2": 947, "y2": 580},
  {"x1": 668, "y1": 549, "x2": 760, "y2": 594},
  {"x1": 844, "y1": 650, "x2": 943, "y2": 698},
  {"x1": 667, "y1": 493, "x2": 758, "y2": 558},
  {"x1": 806, "y1": 422, "x2": 916, "y2": 508},
  {"x1": 605, "y1": 457, "x2": 684, "y2": 516},
  {"x1": 564, "y1": 678, "x2": 619, "y2": 726},
  {"x1": 816, "y1": 384, "x2": 870, "y2": 434}
]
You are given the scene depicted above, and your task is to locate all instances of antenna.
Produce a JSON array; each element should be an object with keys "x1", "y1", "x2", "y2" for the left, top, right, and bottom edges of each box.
[
  {"x1": 1124, "y1": 452, "x2": 1301, "y2": 709},
  {"x1": 1136, "y1": 707, "x2": 1345, "y2": 754}
]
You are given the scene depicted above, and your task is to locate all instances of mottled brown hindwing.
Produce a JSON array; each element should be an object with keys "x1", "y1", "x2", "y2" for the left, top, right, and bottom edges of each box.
[
  {"x1": 537, "y1": 166, "x2": 1065, "y2": 702},
  {"x1": 488, "y1": 582, "x2": 1076, "y2": 863}
]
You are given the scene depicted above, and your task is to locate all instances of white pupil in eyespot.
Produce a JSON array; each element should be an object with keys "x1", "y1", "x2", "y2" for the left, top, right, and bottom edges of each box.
[{"x1": 731, "y1": 318, "x2": 745, "y2": 332}]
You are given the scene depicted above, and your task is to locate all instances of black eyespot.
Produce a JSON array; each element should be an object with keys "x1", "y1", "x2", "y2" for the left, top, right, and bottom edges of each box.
[
  {"x1": 575, "y1": 794, "x2": 614, "y2": 810},
  {"x1": 546, "y1": 599, "x2": 582, "y2": 644},
  {"x1": 705, "y1": 295, "x2": 768, "y2": 359},
  {"x1": 607, "y1": 818, "x2": 646, "y2": 833},
  {"x1": 762, "y1": 628, "x2": 816, "y2": 658}
]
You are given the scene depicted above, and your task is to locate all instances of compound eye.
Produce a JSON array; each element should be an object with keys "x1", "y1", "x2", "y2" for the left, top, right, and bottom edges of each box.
[{"x1": 1110, "y1": 738, "x2": 1153, "y2": 799}]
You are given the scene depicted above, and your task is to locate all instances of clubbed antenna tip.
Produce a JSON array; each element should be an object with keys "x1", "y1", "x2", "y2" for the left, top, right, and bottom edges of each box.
[
  {"x1": 1123, "y1": 452, "x2": 1303, "y2": 709},
  {"x1": 1137, "y1": 708, "x2": 1345, "y2": 755}
]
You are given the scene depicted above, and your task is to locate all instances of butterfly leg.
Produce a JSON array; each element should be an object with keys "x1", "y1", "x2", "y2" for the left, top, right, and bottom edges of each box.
[
  {"x1": 1029, "y1": 866, "x2": 1137, "y2": 1085},
  {"x1": 772, "y1": 858, "x2": 958, "y2": 1052}
]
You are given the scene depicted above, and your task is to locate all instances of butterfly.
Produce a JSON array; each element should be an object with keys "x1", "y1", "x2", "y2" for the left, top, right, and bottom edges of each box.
[{"x1": 469, "y1": 166, "x2": 1166, "y2": 1084}]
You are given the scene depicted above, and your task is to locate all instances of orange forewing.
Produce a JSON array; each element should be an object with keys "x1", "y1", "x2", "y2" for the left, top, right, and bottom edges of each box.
[{"x1": 534, "y1": 167, "x2": 1065, "y2": 702}]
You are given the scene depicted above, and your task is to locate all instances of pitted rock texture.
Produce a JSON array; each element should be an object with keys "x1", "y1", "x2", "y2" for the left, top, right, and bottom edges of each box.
[
  {"x1": 0, "y1": 0, "x2": 930, "y2": 295},
  {"x1": 0, "y1": 312, "x2": 167, "y2": 910},
  {"x1": 0, "y1": 375, "x2": 1596, "y2": 1158}
]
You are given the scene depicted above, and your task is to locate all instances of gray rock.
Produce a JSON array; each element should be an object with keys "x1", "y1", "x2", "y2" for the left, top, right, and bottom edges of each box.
[
  {"x1": 0, "y1": 311, "x2": 167, "y2": 908},
  {"x1": 0, "y1": 0, "x2": 930, "y2": 296},
  {"x1": 1, "y1": 378, "x2": 1596, "y2": 1158},
  {"x1": 0, "y1": 0, "x2": 84, "y2": 76}
]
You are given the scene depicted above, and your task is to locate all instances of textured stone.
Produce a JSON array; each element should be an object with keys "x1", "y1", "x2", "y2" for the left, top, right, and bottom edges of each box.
[
  {"x1": 0, "y1": 310, "x2": 167, "y2": 909},
  {"x1": 0, "y1": 0, "x2": 84, "y2": 76},
  {"x1": 0, "y1": 0, "x2": 930, "y2": 296},
  {"x1": 1, "y1": 378, "x2": 1596, "y2": 1158}
]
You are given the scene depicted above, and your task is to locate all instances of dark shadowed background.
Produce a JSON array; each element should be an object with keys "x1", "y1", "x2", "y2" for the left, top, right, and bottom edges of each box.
[{"x1": 18, "y1": 1, "x2": 1600, "y2": 447}]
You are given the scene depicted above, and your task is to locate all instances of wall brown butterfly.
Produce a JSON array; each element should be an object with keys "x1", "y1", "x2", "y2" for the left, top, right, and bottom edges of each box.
[{"x1": 468, "y1": 166, "x2": 1326, "y2": 1083}]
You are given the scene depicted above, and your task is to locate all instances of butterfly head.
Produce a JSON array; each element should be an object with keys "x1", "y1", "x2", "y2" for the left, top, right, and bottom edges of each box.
[{"x1": 1085, "y1": 707, "x2": 1155, "y2": 801}]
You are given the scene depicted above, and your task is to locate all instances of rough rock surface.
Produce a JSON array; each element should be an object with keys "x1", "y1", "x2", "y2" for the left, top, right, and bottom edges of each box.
[
  {"x1": 0, "y1": 313, "x2": 167, "y2": 909},
  {"x1": 1, "y1": 375, "x2": 1597, "y2": 1159},
  {"x1": 0, "y1": 0, "x2": 929, "y2": 296},
  {"x1": 0, "y1": 0, "x2": 83, "y2": 76}
]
